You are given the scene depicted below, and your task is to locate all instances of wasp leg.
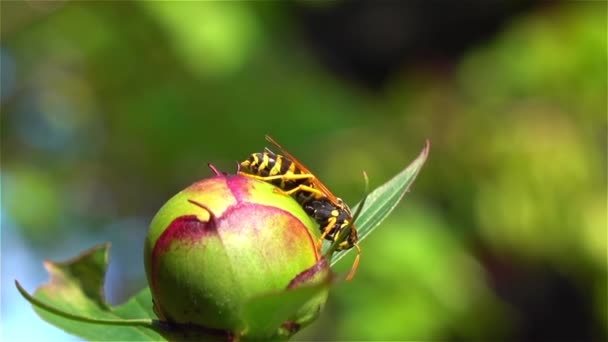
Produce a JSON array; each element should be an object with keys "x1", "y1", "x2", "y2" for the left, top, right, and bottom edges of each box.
[
  {"x1": 280, "y1": 184, "x2": 326, "y2": 199},
  {"x1": 239, "y1": 172, "x2": 327, "y2": 200},
  {"x1": 316, "y1": 218, "x2": 337, "y2": 249},
  {"x1": 317, "y1": 228, "x2": 331, "y2": 250},
  {"x1": 238, "y1": 172, "x2": 315, "y2": 182},
  {"x1": 345, "y1": 243, "x2": 361, "y2": 281},
  {"x1": 295, "y1": 191, "x2": 315, "y2": 205}
]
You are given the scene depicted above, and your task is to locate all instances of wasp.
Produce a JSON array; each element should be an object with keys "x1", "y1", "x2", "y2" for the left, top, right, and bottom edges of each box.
[
  {"x1": 298, "y1": 192, "x2": 360, "y2": 247},
  {"x1": 239, "y1": 135, "x2": 362, "y2": 280},
  {"x1": 239, "y1": 148, "x2": 316, "y2": 197}
]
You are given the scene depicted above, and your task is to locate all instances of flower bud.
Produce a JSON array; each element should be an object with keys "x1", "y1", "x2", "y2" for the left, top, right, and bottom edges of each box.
[{"x1": 144, "y1": 169, "x2": 329, "y2": 338}]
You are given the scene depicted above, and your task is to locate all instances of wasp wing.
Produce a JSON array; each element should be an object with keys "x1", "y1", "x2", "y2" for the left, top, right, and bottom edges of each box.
[{"x1": 265, "y1": 134, "x2": 340, "y2": 204}]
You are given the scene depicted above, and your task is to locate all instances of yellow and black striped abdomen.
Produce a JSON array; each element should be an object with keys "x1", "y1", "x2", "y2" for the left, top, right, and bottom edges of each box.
[
  {"x1": 240, "y1": 151, "x2": 310, "y2": 191},
  {"x1": 241, "y1": 152, "x2": 273, "y2": 177}
]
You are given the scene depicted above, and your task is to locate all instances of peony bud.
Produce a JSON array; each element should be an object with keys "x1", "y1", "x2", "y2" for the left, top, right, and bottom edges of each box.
[{"x1": 144, "y1": 167, "x2": 329, "y2": 338}]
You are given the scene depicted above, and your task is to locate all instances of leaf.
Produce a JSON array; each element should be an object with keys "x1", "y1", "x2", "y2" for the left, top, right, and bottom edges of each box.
[
  {"x1": 15, "y1": 243, "x2": 164, "y2": 341},
  {"x1": 330, "y1": 139, "x2": 430, "y2": 266},
  {"x1": 241, "y1": 282, "x2": 329, "y2": 340},
  {"x1": 16, "y1": 243, "x2": 325, "y2": 342},
  {"x1": 241, "y1": 258, "x2": 331, "y2": 340}
]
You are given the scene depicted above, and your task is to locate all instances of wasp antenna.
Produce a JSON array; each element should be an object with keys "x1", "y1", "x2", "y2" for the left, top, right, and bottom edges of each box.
[
  {"x1": 351, "y1": 193, "x2": 368, "y2": 225},
  {"x1": 362, "y1": 170, "x2": 370, "y2": 194},
  {"x1": 351, "y1": 171, "x2": 370, "y2": 224},
  {"x1": 324, "y1": 170, "x2": 369, "y2": 260},
  {"x1": 188, "y1": 199, "x2": 219, "y2": 228}
]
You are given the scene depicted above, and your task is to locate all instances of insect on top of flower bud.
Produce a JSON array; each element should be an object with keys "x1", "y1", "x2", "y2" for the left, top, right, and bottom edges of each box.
[{"x1": 144, "y1": 165, "x2": 328, "y2": 336}]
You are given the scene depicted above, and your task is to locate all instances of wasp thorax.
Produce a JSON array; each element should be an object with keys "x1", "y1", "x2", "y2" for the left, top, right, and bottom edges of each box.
[{"x1": 144, "y1": 170, "x2": 329, "y2": 339}]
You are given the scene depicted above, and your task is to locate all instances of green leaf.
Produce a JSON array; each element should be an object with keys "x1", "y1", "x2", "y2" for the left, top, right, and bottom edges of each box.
[
  {"x1": 330, "y1": 140, "x2": 430, "y2": 266},
  {"x1": 241, "y1": 280, "x2": 329, "y2": 340},
  {"x1": 16, "y1": 244, "x2": 227, "y2": 341},
  {"x1": 240, "y1": 258, "x2": 331, "y2": 340},
  {"x1": 15, "y1": 243, "x2": 163, "y2": 341}
]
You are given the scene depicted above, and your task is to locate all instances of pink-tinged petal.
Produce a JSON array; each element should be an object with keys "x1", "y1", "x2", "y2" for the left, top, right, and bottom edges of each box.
[{"x1": 144, "y1": 173, "x2": 329, "y2": 336}]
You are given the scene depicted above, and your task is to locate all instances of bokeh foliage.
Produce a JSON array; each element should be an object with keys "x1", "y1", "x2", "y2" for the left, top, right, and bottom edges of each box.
[{"x1": 1, "y1": 1, "x2": 605, "y2": 341}]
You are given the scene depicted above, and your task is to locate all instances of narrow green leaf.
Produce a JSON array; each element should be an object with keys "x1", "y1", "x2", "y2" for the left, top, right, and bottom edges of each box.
[
  {"x1": 331, "y1": 140, "x2": 430, "y2": 266},
  {"x1": 15, "y1": 243, "x2": 164, "y2": 341}
]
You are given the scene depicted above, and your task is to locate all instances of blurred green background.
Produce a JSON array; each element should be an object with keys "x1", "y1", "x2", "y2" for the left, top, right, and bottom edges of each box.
[{"x1": 1, "y1": 1, "x2": 605, "y2": 341}]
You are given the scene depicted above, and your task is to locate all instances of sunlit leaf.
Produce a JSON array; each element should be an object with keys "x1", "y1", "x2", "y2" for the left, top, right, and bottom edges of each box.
[
  {"x1": 16, "y1": 241, "x2": 330, "y2": 341},
  {"x1": 15, "y1": 244, "x2": 163, "y2": 341}
]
